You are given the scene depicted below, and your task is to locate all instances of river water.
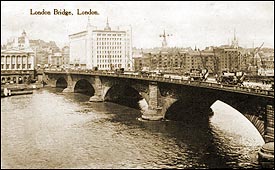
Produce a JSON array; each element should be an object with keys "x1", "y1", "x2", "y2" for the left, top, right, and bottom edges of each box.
[{"x1": 1, "y1": 87, "x2": 264, "y2": 169}]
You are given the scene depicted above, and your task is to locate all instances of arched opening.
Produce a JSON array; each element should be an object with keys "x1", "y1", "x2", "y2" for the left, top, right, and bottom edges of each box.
[
  {"x1": 74, "y1": 79, "x2": 95, "y2": 96},
  {"x1": 210, "y1": 100, "x2": 265, "y2": 145},
  {"x1": 18, "y1": 77, "x2": 23, "y2": 84},
  {"x1": 105, "y1": 84, "x2": 144, "y2": 109},
  {"x1": 56, "y1": 77, "x2": 67, "y2": 89},
  {"x1": 7, "y1": 77, "x2": 11, "y2": 83},
  {"x1": 24, "y1": 77, "x2": 28, "y2": 83},
  {"x1": 12, "y1": 77, "x2": 16, "y2": 83},
  {"x1": 164, "y1": 99, "x2": 212, "y2": 127},
  {"x1": 1, "y1": 77, "x2": 6, "y2": 84}
]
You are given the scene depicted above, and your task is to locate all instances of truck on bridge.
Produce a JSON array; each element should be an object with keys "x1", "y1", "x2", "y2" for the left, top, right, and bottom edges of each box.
[
  {"x1": 187, "y1": 68, "x2": 209, "y2": 81},
  {"x1": 217, "y1": 70, "x2": 245, "y2": 86}
]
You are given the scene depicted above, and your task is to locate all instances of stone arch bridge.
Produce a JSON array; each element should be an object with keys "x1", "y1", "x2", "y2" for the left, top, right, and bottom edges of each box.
[{"x1": 44, "y1": 70, "x2": 274, "y2": 143}]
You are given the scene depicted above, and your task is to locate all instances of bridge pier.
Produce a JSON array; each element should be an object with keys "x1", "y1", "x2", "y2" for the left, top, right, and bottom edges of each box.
[
  {"x1": 265, "y1": 105, "x2": 274, "y2": 142},
  {"x1": 141, "y1": 82, "x2": 163, "y2": 121},
  {"x1": 258, "y1": 105, "x2": 274, "y2": 168},
  {"x1": 62, "y1": 86, "x2": 74, "y2": 93},
  {"x1": 89, "y1": 95, "x2": 104, "y2": 102},
  {"x1": 89, "y1": 76, "x2": 105, "y2": 102},
  {"x1": 62, "y1": 74, "x2": 74, "y2": 93}
]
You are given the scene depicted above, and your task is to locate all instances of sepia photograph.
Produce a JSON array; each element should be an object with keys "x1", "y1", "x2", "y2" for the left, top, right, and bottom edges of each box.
[{"x1": 1, "y1": 1, "x2": 274, "y2": 169}]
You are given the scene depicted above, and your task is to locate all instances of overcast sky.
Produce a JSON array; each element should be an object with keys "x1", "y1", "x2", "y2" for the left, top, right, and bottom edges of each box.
[{"x1": 1, "y1": 1, "x2": 274, "y2": 49}]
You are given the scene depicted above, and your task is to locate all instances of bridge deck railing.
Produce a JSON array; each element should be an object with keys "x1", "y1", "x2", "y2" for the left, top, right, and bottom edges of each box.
[{"x1": 44, "y1": 70, "x2": 274, "y2": 97}]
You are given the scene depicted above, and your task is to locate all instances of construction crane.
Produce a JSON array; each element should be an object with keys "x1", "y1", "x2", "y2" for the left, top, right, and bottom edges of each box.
[
  {"x1": 159, "y1": 30, "x2": 172, "y2": 48},
  {"x1": 252, "y1": 42, "x2": 264, "y2": 66},
  {"x1": 256, "y1": 42, "x2": 265, "y2": 67}
]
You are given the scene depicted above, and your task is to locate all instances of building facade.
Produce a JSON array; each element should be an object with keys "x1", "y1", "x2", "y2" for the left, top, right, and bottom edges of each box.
[
  {"x1": 133, "y1": 45, "x2": 245, "y2": 76},
  {"x1": 29, "y1": 39, "x2": 60, "y2": 68},
  {"x1": 1, "y1": 30, "x2": 35, "y2": 84},
  {"x1": 69, "y1": 18, "x2": 133, "y2": 71},
  {"x1": 1, "y1": 50, "x2": 35, "y2": 84}
]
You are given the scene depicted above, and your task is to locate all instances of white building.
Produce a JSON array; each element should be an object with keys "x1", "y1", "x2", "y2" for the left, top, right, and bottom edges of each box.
[
  {"x1": 1, "y1": 30, "x2": 35, "y2": 84},
  {"x1": 1, "y1": 30, "x2": 35, "y2": 71},
  {"x1": 69, "y1": 18, "x2": 133, "y2": 71}
]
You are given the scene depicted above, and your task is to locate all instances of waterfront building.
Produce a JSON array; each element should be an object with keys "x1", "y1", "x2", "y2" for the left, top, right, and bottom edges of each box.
[
  {"x1": 214, "y1": 47, "x2": 241, "y2": 73},
  {"x1": 69, "y1": 17, "x2": 133, "y2": 71},
  {"x1": 135, "y1": 47, "x2": 216, "y2": 75},
  {"x1": 185, "y1": 49, "x2": 215, "y2": 74},
  {"x1": 1, "y1": 31, "x2": 35, "y2": 84}
]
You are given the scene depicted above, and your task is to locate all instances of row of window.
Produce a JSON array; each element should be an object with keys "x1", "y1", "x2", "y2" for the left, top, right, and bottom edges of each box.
[
  {"x1": 97, "y1": 46, "x2": 122, "y2": 50},
  {"x1": 1, "y1": 57, "x2": 30, "y2": 60},
  {"x1": 2, "y1": 61, "x2": 32, "y2": 64},
  {"x1": 98, "y1": 64, "x2": 122, "y2": 68},
  {"x1": 1, "y1": 76, "x2": 29, "y2": 83},
  {"x1": 1, "y1": 55, "x2": 28, "y2": 58},
  {"x1": 97, "y1": 42, "x2": 122, "y2": 45},
  {"x1": 97, "y1": 55, "x2": 122, "y2": 58},
  {"x1": 97, "y1": 34, "x2": 122, "y2": 36},
  {"x1": 1, "y1": 64, "x2": 32, "y2": 69},
  {"x1": 96, "y1": 51, "x2": 122, "y2": 54},
  {"x1": 96, "y1": 38, "x2": 123, "y2": 41},
  {"x1": 2, "y1": 57, "x2": 31, "y2": 63},
  {"x1": 97, "y1": 59, "x2": 122, "y2": 63}
]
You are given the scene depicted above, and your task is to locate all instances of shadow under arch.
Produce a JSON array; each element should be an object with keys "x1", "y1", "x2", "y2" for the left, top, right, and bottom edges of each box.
[
  {"x1": 74, "y1": 79, "x2": 95, "y2": 96},
  {"x1": 104, "y1": 84, "x2": 144, "y2": 110},
  {"x1": 164, "y1": 99, "x2": 213, "y2": 127},
  {"x1": 56, "y1": 77, "x2": 67, "y2": 89}
]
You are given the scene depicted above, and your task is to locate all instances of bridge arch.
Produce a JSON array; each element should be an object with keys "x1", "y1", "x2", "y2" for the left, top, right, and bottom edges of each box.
[
  {"x1": 163, "y1": 95, "x2": 268, "y2": 141},
  {"x1": 1, "y1": 77, "x2": 6, "y2": 84},
  {"x1": 56, "y1": 77, "x2": 68, "y2": 89},
  {"x1": 104, "y1": 83, "x2": 146, "y2": 110},
  {"x1": 164, "y1": 99, "x2": 212, "y2": 126},
  {"x1": 210, "y1": 100, "x2": 265, "y2": 142},
  {"x1": 74, "y1": 79, "x2": 95, "y2": 96}
]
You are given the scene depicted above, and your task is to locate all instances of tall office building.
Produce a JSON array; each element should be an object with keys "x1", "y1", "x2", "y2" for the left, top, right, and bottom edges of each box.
[{"x1": 69, "y1": 17, "x2": 133, "y2": 71}]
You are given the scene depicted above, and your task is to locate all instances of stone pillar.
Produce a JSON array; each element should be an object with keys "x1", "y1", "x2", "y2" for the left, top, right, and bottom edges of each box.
[
  {"x1": 10, "y1": 55, "x2": 12, "y2": 70},
  {"x1": 4, "y1": 55, "x2": 6, "y2": 69},
  {"x1": 21, "y1": 56, "x2": 23, "y2": 69},
  {"x1": 15, "y1": 76, "x2": 19, "y2": 84},
  {"x1": 141, "y1": 82, "x2": 163, "y2": 120},
  {"x1": 258, "y1": 105, "x2": 274, "y2": 168},
  {"x1": 26, "y1": 55, "x2": 28, "y2": 69},
  {"x1": 258, "y1": 142, "x2": 274, "y2": 168},
  {"x1": 17, "y1": 56, "x2": 19, "y2": 69},
  {"x1": 265, "y1": 105, "x2": 274, "y2": 142},
  {"x1": 62, "y1": 74, "x2": 74, "y2": 93},
  {"x1": 89, "y1": 76, "x2": 104, "y2": 102},
  {"x1": 15, "y1": 56, "x2": 17, "y2": 70}
]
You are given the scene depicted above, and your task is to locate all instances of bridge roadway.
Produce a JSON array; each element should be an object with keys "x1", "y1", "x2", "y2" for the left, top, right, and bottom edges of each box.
[{"x1": 44, "y1": 70, "x2": 274, "y2": 99}]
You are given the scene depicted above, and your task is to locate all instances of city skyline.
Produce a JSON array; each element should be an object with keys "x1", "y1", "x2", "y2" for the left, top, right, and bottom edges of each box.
[{"x1": 1, "y1": 1, "x2": 274, "y2": 49}]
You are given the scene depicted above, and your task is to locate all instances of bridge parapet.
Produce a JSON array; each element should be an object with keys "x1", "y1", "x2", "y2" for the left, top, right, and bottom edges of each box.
[{"x1": 44, "y1": 70, "x2": 274, "y2": 98}]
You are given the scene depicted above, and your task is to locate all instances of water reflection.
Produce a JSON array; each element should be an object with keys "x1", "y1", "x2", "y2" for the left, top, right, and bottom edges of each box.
[{"x1": 1, "y1": 88, "x2": 262, "y2": 169}]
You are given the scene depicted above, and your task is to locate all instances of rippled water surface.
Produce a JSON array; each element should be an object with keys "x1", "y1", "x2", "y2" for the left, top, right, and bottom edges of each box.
[{"x1": 1, "y1": 88, "x2": 263, "y2": 169}]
